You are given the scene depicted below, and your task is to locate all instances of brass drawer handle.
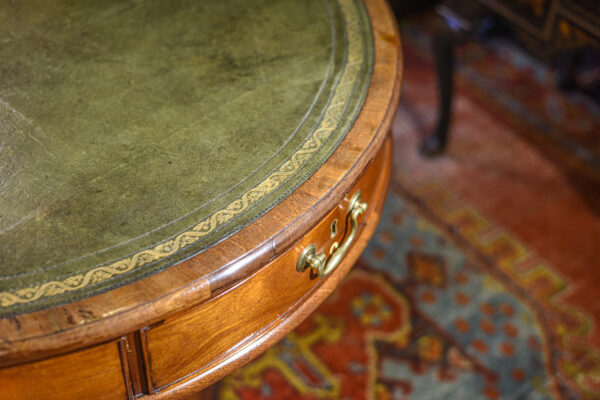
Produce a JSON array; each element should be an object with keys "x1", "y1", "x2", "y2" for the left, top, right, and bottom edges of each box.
[{"x1": 296, "y1": 191, "x2": 368, "y2": 277}]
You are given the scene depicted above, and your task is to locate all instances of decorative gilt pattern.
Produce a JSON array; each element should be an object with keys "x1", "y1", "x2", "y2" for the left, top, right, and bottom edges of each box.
[{"x1": 0, "y1": 0, "x2": 367, "y2": 309}]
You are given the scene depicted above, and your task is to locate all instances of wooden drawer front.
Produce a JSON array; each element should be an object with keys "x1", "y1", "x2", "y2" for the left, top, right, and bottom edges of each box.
[
  {"x1": 143, "y1": 212, "x2": 333, "y2": 392},
  {"x1": 0, "y1": 341, "x2": 128, "y2": 400},
  {"x1": 142, "y1": 142, "x2": 387, "y2": 393}
]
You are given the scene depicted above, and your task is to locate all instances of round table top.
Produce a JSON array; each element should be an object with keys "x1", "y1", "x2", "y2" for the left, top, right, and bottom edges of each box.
[{"x1": 0, "y1": 0, "x2": 374, "y2": 316}]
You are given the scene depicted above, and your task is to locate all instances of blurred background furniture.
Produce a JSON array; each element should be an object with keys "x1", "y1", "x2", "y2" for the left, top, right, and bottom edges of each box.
[{"x1": 390, "y1": 0, "x2": 600, "y2": 175}]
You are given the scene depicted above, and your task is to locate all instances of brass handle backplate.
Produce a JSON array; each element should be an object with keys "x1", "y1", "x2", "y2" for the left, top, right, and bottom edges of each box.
[{"x1": 296, "y1": 191, "x2": 368, "y2": 277}]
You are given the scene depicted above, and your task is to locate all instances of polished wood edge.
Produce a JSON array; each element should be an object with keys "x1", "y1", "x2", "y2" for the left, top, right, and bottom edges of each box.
[
  {"x1": 0, "y1": 0, "x2": 402, "y2": 367},
  {"x1": 118, "y1": 338, "x2": 135, "y2": 400},
  {"x1": 125, "y1": 332, "x2": 150, "y2": 396},
  {"x1": 145, "y1": 135, "x2": 393, "y2": 400},
  {"x1": 138, "y1": 328, "x2": 156, "y2": 396}
]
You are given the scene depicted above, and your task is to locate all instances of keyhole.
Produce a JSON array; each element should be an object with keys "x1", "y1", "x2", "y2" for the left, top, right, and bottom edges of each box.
[{"x1": 330, "y1": 219, "x2": 338, "y2": 238}]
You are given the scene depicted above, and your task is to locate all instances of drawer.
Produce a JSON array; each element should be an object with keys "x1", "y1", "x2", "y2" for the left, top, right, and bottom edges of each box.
[
  {"x1": 0, "y1": 340, "x2": 129, "y2": 400},
  {"x1": 142, "y1": 205, "x2": 338, "y2": 392},
  {"x1": 141, "y1": 140, "x2": 389, "y2": 394}
]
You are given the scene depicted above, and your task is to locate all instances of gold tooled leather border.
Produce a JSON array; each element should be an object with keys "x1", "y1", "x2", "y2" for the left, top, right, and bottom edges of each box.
[{"x1": 0, "y1": 0, "x2": 367, "y2": 309}]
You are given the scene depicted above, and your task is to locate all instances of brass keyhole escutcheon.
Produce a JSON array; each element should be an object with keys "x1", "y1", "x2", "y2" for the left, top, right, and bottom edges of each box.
[{"x1": 296, "y1": 191, "x2": 368, "y2": 277}]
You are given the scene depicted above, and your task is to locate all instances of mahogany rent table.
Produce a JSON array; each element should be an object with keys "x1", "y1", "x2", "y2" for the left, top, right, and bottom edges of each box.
[{"x1": 0, "y1": 0, "x2": 401, "y2": 398}]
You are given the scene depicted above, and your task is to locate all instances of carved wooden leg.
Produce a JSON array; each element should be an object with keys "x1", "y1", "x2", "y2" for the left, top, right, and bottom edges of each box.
[{"x1": 420, "y1": 30, "x2": 455, "y2": 157}]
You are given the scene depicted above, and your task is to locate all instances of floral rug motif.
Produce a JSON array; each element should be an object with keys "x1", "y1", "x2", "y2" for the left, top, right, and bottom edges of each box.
[{"x1": 216, "y1": 182, "x2": 599, "y2": 399}]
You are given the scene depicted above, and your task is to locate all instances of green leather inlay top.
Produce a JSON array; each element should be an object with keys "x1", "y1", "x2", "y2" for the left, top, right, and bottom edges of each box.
[{"x1": 0, "y1": 0, "x2": 373, "y2": 316}]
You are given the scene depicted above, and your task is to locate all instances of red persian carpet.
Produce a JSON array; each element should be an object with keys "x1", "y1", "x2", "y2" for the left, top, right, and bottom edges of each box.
[{"x1": 213, "y1": 20, "x2": 600, "y2": 400}]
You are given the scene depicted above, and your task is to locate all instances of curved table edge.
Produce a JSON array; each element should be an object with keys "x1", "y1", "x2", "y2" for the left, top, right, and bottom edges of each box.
[{"x1": 0, "y1": 0, "x2": 403, "y2": 368}]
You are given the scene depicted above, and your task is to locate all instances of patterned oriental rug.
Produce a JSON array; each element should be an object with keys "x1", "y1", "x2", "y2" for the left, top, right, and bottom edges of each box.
[{"x1": 212, "y1": 20, "x2": 600, "y2": 400}]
